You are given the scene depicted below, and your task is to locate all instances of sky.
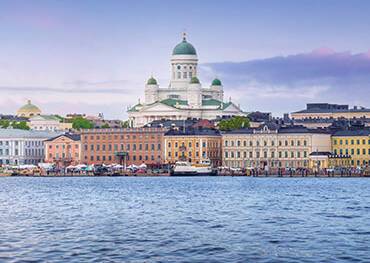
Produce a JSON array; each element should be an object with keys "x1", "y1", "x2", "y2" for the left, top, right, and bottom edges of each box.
[{"x1": 1, "y1": 0, "x2": 370, "y2": 119}]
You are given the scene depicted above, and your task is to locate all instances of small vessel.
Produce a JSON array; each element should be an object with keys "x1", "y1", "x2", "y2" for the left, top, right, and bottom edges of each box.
[{"x1": 171, "y1": 159, "x2": 216, "y2": 176}]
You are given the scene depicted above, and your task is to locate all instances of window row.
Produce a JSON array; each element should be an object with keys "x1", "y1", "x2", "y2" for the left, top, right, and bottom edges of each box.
[
  {"x1": 334, "y1": 139, "x2": 370, "y2": 145},
  {"x1": 334, "y1": 148, "x2": 370, "y2": 155},
  {"x1": 85, "y1": 143, "x2": 161, "y2": 151},
  {"x1": 224, "y1": 139, "x2": 308, "y2": 147},
  {"x1": 85, "y1": 155, "x2": 161, "y2": 162},
  {"x1": 224, "y1": 150, "x2": 308, "y2": 159}
]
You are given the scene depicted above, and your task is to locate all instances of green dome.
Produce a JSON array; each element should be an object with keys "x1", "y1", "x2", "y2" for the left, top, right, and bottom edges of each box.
[
  {"x1": 18, "y1": 100, "x2": 41, "y2": 112},
  {"x1": 147, "y1": 77, "x2": 157, "y2": 85},
  {"x1": 16, "y1": 100, "x2": 41, "y2": 117},
  {"x1": 212, "y1": 78, "x2": 222, "y2": 86},
  {"x1": 190, "y1": 76, "x2": 200, "y2": 84},
  {"x1": 172, "y1": 36, "x2": 197, "y2": 55}
]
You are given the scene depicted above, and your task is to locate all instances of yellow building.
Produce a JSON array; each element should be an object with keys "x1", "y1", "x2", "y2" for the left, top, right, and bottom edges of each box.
[
  {"x1": 164, "y1": 128, "x2": 222, "y2": 167},
  {"x1": 308, "y1": 152, "x2": 351, "y2": 170},
  {"x1": 16, "y1": 100, "x2": 42, "y2": 118},
  {"x1": 332, "y1": 129, "x2": 370, "y2": 167}
]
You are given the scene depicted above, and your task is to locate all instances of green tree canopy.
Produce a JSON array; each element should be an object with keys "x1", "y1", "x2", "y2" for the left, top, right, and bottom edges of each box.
[
  {"x1": 72, "y1": 117, "x2": 94, "y2": 130},
  {"x1": 11, "y1": 121, "x2": 30, "y2": 130},
  {"x1": 218, "y1": 116, "x2": 250, "y2": 131},
  {"x1": 101, "y1": 123, "x2": 110, "y2": 128},
  {"x1": 122, "y1": 120, "x2": 130, "y2": 128},
  {"x1": 0, "y1": 119, "x2": 10, "y2": 128}
]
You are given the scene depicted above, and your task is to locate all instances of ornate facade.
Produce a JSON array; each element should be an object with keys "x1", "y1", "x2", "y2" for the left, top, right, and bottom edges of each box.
[{"x1": 127, "y1": 34, "x2": 245, "y2": 127}]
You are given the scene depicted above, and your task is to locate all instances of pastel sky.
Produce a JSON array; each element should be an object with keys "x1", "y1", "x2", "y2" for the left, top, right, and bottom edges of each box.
[{"x1": 1, "y1": 0, "x2": 370, "y2": 119}]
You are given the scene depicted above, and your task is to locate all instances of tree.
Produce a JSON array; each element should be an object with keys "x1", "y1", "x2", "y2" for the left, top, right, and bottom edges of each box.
[
  {"x1": 0, "y1": 119, "x2": 10, "y2": 128},
  {"x1": 11, "y1": 121, "x2": 30, "y2": 130},
  {"x1": 101, "y1": 123, "x2": 110, "y2": 128},
  {"x1": 218, "y1": 116, "x2": 250, "y2": 131},
  {"x1": 72, "y1": 117, "x2": 94, "y2": 130},
  {"x1": 122, "y1": 120, "x2": 130, "y2": 128}
]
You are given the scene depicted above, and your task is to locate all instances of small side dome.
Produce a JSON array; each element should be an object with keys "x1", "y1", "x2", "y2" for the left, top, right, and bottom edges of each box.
[
  {"x1": 190, "y1": 76, "x2": 200, "y2": 84},
  {"x1": 147, "y1": 77, "x2": 157, "y2": 85},
  {"x1": 212, "y1": 78, "x2": 222, "y2": 86}
]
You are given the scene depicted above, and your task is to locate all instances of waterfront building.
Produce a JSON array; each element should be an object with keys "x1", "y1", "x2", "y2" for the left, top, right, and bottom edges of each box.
[
  {"x1": 44, "y1": 133, "x2": 81, "y2": 166},
  {"x1": 164, "y1": 128, "x2": 222, "y2": 167},
  {"x1": 331, "y1": 129, "x2": 370, "y2": 167},
  {"x1": 291, "y1": 103, "x2": 370, "y2": 120},
  {"x1": 308, "y1": 152, "x2": 351, "y2": 170},
  {"x1": 29, "y1": 115, "x2": 73, "y2": 131},
  {"x1": 0, "y1": 129, "x2": 61, "y2": 165},
  {"x1": 81, "y1": 128, "x2": 165, "y2": 166},
  {"x1": 16, "y1": 100, "x2": 42, "y2": 118},
  {"x1": 127, "y1": 33, "x2": 245, "y2": 127},
  {"x1": 222, "y1": 125, "x2": 331, "y2": 169}
]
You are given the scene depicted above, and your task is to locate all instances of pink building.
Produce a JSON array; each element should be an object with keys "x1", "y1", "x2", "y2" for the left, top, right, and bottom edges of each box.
[{"x1": 44, "y1": 134, "x2": 81, "y2": 167}]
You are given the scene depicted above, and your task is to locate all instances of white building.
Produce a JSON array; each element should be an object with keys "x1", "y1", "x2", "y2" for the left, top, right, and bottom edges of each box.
[
  {"x1": 29, "y1": 115, "x2": 73, "y2": 131},
  {"x1": 222, "y1": 125, "x2": 332, "y2": 169},
  {"x1": 0, "y1": 129, "x2": 62, "y2": 165},
  {"x1": 127, "y1": 33, "x2": 246, "y2": 127}
]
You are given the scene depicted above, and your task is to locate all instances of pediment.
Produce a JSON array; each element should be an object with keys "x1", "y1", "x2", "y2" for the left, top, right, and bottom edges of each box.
[
  {"x1": 223, "y1": 103, "x2": 242, "y2": 112},
  {"x1": 140, "y1": 102, "x2": 182, "y2": 112}
]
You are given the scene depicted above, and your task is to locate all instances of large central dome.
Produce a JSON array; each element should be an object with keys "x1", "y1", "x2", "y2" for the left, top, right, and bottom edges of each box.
[{"x1": 172, "y1": 34, "x2": 197, "y2": 55}]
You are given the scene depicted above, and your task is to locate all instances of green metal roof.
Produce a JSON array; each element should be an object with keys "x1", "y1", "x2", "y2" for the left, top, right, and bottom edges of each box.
[
  {"x1": 160, "y1": 98, "x2": 188, "y2": 107},
  {"x1": 35, "y1": 115, "x2": 61, "y2": 121},
  {"x1": 202, "y1": 99, "x2": 232, "y2": 109},
  {"x1": 147, "y1": 77, "x2": 157, "y2": 85},
  {"x1": 127, "y1": 103, "x2": 142, "y2": 112},
  {"x1": 211, "y1": 78, "x2": 222, "y2": 86},
  {"x1": 172, "y1": 37, "x2": 197, "y2": 55},
  {"x1": 190, "y1": 76, "x2": 200, "y2": 84},
  {"x1": 18, "y1": 100, "x2": 41, "y2": 112}
]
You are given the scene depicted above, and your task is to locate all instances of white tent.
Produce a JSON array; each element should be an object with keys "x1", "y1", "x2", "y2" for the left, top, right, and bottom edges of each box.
[
  {"x1": 18, "y1": 164, "x2": 37, "y2": 169},
  {"x1": 139, "y1": 163, "x2": 147, "y2": 169}
]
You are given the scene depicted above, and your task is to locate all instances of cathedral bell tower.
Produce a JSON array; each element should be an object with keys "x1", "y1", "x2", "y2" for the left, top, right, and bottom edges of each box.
[{"x1": 170, "y1": 33, "x2": 198, "y2": 89}]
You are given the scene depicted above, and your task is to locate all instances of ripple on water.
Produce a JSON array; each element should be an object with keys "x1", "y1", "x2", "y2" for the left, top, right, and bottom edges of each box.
[{"x1": 0, "y1": 177, "x2": 369, "y2": 262}]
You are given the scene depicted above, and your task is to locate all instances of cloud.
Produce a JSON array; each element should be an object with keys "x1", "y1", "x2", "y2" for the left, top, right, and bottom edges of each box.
[
  {"x1": 0, "y1": 80, "x2": 138, "y2": 94},
  {"x1": 0, "y1": 79, "x2": 144, "y2": 119},
  {"x1": 200, "y1": 49, "x2": 370, "y2": 114}
]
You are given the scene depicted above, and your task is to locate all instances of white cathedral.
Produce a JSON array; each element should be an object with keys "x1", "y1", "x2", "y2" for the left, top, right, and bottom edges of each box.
[{"x1": 127, "y1": 34, "x2": 246, "y2": 127}]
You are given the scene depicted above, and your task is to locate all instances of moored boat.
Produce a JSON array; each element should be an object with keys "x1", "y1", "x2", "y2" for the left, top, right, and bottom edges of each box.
[{"x1": 171, "y1": 159, "x2": 217, "y2": 176}]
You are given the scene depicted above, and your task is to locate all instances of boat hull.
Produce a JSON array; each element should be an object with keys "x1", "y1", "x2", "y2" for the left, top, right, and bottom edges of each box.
[{"x1": 170, "y1": 170, "x2": 217, "y2": 176}]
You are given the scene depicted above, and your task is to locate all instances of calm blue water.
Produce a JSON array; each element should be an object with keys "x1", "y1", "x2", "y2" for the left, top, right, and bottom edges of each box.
[{"x1": 0, "y1": 177, "x2": 369, "y2": 263}]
